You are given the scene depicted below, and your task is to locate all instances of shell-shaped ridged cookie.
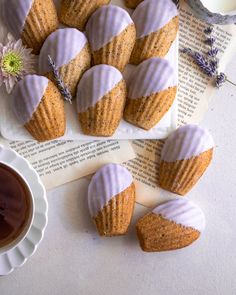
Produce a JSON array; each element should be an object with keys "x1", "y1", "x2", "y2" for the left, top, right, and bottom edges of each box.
[
  {"x1": 159, "y1": 125, "x2": 215, "y2": 195},
  {"x1": 3, "y1": 0, "x2": 59, "y2": 54},
  {"x1": 77, "y1": 65, "x2": 123, "y2": 112},
  {"x1": 127, "y1": 57, "x2": 177, "y2": 99},
  {"x1": 77, "y1": 65, "x2": 126, "y2": 137},
  {"x1": 39, "y1": 28, "x2": 88, "y2": 74},
  {"x1": 13, "y1": 75, "x2": 49, "y2": 125},
  {"x1": 125, "y1": 0, "x2": 143, "y2": 9},
  {"x1": 124, "y1": 58, "x2": 177, "y2": 130},
  {"x1": 39, "y1": 28, "x2": 91, "y2": 97},
  {"x1": 153, "y1": 199, "x2": 206, "y2": 232},
  {"x1": 12, "y1": 75, "x2": 65, "y2": 142},
  {"x1": 132, "y1": 0, "x2": 178, "y2": 39},
  {"x1": 161, "y1": 125, "x2": 215, "y2": 162},
  {"x1": 88, "y1": 164, "x2": 135, "y2": 236},
  {"x1": 2, "y1": 0, "x2": 33, "y2": 38},
  {"x1": 59, "y1": 0, "x2": 111, "y2": 31},
  {"x1": 136, "y1": 199, "x2": 205, "y2": 252},
  {"x1": 130, "y1": 0, "x2": 178, "y2": 64},
  {"x1": 86, "y1": 5, "x2": 136, "y2": 71},
  {"x1": 86, "y1": 5, "x2": 134, "y2": 51}
]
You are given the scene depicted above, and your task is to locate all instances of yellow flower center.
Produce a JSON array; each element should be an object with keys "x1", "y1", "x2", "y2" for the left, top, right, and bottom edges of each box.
[{"x1": 2, "y1": 51, "x2": 23, "y2": 75}]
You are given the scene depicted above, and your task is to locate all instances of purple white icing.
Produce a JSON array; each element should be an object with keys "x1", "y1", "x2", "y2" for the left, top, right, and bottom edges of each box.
[
  {"x1": 12, "y1": 75, "x2": 49, "y2": 125},
  {"x1": 76, "y1": 65, "x2": 123, "y2": 113},
  {"x1": 86, "y1": 5, "x2": 134, "y2": 51},
  {"x1": 161, "y1": 124, "x2": 215, "y2": 162},
  {"x1": 153, "y1": 199, "x2": 205, "y2": 232},
  {"x1": 88, "y1": 163, "x2": 133, "y2": 218},
  {"x1": 2, "y1": 0, "x2": 33, "y2": 38},
  {"x1": 132, "y1": 0, "x2": 178, "y2": 39},
  {"x1": 127, "y1": 58, "x2": 177, "y2": 99},
  {"x1": 39, "y1": 28, "x2": 88, "y2": 74}
]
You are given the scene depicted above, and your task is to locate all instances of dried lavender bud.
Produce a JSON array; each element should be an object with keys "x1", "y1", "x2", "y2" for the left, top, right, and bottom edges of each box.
[
  {"x1": 180, "y1": 48, "x2": 192, "y2": 54},
  {"x1": 216, "y1": 72, "x2": 226, "y2": 88},
  {"x1": 210, "y1": 59, "x2": 218, "y2": 68},
  {"x1": 192, "y1": 52, "x2": 217, "y2": 77},
  {"x1": 207, "y1": 48, "x2": 219, "y2": 57},
  {"x1": 204, "y1": 27, "x2": 213, "y2": 35},
  {"x1": 205, "y1": 36, "x2": 216, "y2": 46},
  {"x1": 48, "y1": 55, "x2": 72, "y2": 104}
]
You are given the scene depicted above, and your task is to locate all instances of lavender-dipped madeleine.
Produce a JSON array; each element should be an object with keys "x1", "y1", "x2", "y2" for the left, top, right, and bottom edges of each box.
[
  {"x1": 159, "y1": 125, "x2": 215, "y2": 195},
  {"x1": 3, "y1": 0, "x2": 58, "y2": 54},
  {"x1": 77, "y1": 65, "x2": 126, "y2": 137},
  {"x1": 59, "y1": 0, "x2": 110, "y2": 31},
  {"x1": 124, "y1": 57, "x2": 177, "y2": 130},
  {"x1": 13, "y1": 75, "x2": 65, "y2": 142},
  {"x1": 86, "y1": 5, "x2": 136, "y2": 71},
  {"x1": 130, "y1": 0, "x2": 179, "y2": 64},
  {"x1": 125, "y1": 0, "x2": 143, "y2": 9},
  {"x1": 39, "y1": 28, "x2": 91, "y2": 98},
  {"x1": 88, "y1": 163, "x2": 136, "y2": 236},
  {"x1": 136, "y1": 199, "x2": 205, "y2": 252}
]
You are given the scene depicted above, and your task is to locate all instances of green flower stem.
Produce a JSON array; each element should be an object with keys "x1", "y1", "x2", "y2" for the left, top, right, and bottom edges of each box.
[{"x1": 226, "y1": 79, "x2": 236, "y2": 87}]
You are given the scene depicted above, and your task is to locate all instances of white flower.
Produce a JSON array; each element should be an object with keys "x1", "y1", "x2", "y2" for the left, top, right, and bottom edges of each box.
[{"x1": 0, "y1": 33, "x2": 37, "y2": 93}]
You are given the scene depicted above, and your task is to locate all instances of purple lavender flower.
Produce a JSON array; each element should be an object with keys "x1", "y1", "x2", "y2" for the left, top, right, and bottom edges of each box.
[
  {"x1": 192, "y1": 52, "x2": 217, "y2": 77},
  {"x1": 48, "y1": 55, "x2": 72, "y2": 103},
  {"x1": 205, "y1": 36, "x2": 216, "y2": 46},
  {"x1": 204, "y1": 27, "x2": 213, "y2": 35},
  {"x1": 216, "y1": 72, "x2": 226, "y2": 88},
  {"x1": 207, "y1": 48, "x2": 219, "y2": 57},
  {"x1": 210, "y1": 59, "x2": 218, "y2": 68}
]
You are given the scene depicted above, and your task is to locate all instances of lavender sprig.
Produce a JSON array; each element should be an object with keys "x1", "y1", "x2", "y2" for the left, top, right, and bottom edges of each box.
[
  {"x1": 48, "y1": 55, "x2": 72, "y2": 104},
  {"x1": 181, "y1": 27, "x2": 236, "y2": 88},
  {"x1": 204, "y1": 36, "x2": 216, "y2": 46},
  {"x1": 180, "y1": 48, "x2": 217, "y2": 77},
  {"x1": 204, "y1": 27, "x2": 213, "y2": 35},
  {"x1": 207, "y1": 48, "x2": 219, "y2": 58}
]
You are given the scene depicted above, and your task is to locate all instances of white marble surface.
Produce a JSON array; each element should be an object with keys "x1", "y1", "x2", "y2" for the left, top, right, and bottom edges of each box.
[{"x1": 1, "y1": 54, "x2": 236, "y2": 294}]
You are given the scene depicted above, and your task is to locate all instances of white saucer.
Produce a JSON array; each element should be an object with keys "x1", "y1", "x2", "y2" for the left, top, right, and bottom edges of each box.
[{"x1": 0, "y1": 145, "x2": 48, "y2": 276}]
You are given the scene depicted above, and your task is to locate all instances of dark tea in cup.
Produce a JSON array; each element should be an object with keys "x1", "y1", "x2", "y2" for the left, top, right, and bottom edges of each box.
[{"x1": 0, "y1": 163, "x2": 33, "y2": 251}]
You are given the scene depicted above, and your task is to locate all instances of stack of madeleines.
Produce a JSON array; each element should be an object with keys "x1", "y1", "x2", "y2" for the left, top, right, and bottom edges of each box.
[
  {"x1": 2, "y1": 0, "x2": 179, "y2": 141},
  {"x1": 88, "y1": 124, "x2": 214, "y2": 252}
]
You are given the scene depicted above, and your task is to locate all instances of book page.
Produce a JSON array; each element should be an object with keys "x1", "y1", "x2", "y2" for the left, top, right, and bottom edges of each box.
[
  {"x1": 126, "y1": 0, "x2": 236, "y2": 207},
  {"x1": 6, "y1": 140, "x2": 136, "y2": 190}
]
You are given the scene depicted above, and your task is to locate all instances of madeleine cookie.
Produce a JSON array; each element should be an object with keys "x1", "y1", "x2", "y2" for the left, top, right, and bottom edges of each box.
[
  {"x1": 159, "y1": 125, "x2": 214, "y2": 195},
  {"x1": 86, "y1": 5, "x2": 136, "y2": 71},
  {"x1": 60, "y1": 0, "x2": 110, "y2": 31},
  {"x1": 124, "y1": 58, "x2": 177, "y2": 130},
  {"x1": 136, "y1": 199, "x2": 205, "y2": 252},
  {"x1": 3, "y1": 0, "x2": 58, "y2": 54},
  {"x1": 130, "y1": 0, "x2": 179, "y2": 64},
  {"x1": 125, "y1": 0, "x2": 143, "y2": 9},
  {"x1": 39, "y1": 28, "x2": 91, "y2": 98},
  {"x1": 88, "y1": 163, "x2": 136, "y2": 236},
  {"x1": 13, "y1": 75, "x2": 65, "y2": 142},
  {"x1": 77, "y1": 65, "x2": 126, "y2": 137}
]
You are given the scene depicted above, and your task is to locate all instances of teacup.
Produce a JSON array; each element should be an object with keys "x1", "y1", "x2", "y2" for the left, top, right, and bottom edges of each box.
[{"x1": 0, "y1": 162, "x2": 34, "y2": 255}]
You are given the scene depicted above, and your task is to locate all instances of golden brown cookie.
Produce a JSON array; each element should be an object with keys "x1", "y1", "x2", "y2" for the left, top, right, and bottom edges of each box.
[
  {"x1": 136, "y1": 199, "x2": 205, "y2": 252},
  {"x1": 88, "y1": 164, "x2": 136, "y2": 236},
  {"x1": 39, "y1": 29, "x2": 91, "y2": 98},
  {"x1": 60, "y1": 0, "x2": 110, "y2": 31},
  {"x1": 159, "y1": 125, "x2": 214, "y2": 195},
  {"x1": 77, "y1": 65, "x2": 126, "y2": 137},
  {"x1": 124, "y1": 58, "x2": 177, "y2": 130},
  {"x1": 86, "y1": 5, "x2": 136, "y2": 71},
  {"x1": 3, "y1": 0, "x2": 59, "y2": 54},
  {"x1": 13, "y1": 75, "x2": 65, "y2": 142},
  {"x1": 125, "y1": 0, "x2": 143, "y2": 9},
  {"x1": 130, "y1": 0, "x2": 178, "y2": 64}
]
